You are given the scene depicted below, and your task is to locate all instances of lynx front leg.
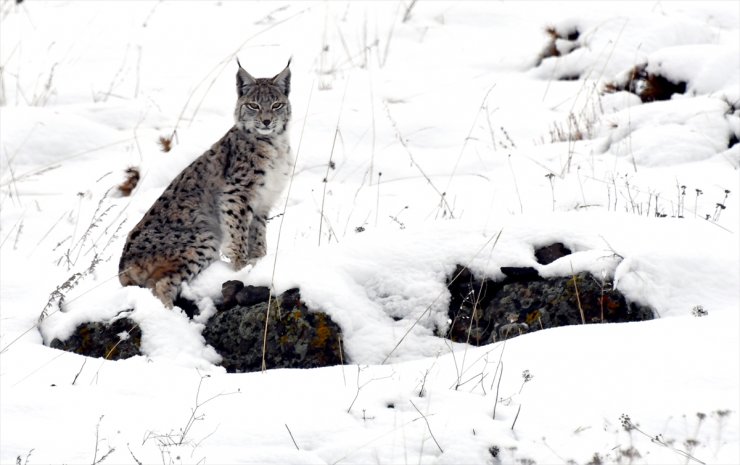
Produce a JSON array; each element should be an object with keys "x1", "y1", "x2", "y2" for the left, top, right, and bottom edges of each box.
[
  {"x1": 246, "y1": 212, "x2": 268, "y2": 264},
  {"x1": 220, "y1": 199, "x2": 253, "y2": 270}
]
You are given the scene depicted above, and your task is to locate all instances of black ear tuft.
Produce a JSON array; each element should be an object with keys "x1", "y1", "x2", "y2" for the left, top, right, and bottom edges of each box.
[
  {"x1": 236, "y1": 59, "x2": 256, "y2": 98},
  {"x1": 272, "y1": 59, "x2": 292, "y2": 96}
]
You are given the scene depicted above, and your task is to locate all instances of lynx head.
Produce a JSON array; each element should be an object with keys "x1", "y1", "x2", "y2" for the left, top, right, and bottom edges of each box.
[{"x1": 234, "y1": 59, "x2": 292, "y2": 136}]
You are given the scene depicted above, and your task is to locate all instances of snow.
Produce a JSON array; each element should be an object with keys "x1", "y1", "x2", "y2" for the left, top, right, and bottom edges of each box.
[
  {"x1": 1, "y1": 1, "x2": 739, "y2": 464},
  {"x1": 597, "y1": 96, "x2": 734, "y2": 167}
]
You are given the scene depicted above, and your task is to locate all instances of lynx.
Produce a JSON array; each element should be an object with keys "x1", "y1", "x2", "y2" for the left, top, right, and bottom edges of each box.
[{"x1": 119, "y1": 60, "x2": 293, "y2": 308}]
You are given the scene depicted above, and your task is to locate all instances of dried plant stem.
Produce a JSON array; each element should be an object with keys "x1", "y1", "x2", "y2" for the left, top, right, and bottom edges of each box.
[
  {"x1": 508, "y1": 155, "x2": 524, "y2": 214},
  {"x1": 0, "y1": 213, "x2": 24, "y2": 249},
  {"x1": 374, "y1": 172, "x2": 382, "y2": 227},
  {"x1": 383, "y1": 101, "x2": 455, "y2": 218},
  {"x1": 492, "y1": 361, "x2": 504, "y2": 420},
  {"x1": 571, "y1": 264, "x2": 586, "y2": 324},
  {"x1": 104, "y1": 323, "x2": 140, "y2": 360},
  {"x1": 444, "y1": 83, "x2": 496, "y2": 194},
  {"x1": 379, "y1": 1, "x2": 402, "y2": 66},
  {"x1": 92, "y1": 415, "x2": 115, "y2": 464},
  {"x1": 285, "y1": 424, "x2": 300, "y2": 450},
  {"x1": 2, "y1": 138, "x2": 135, "y2": 187},
  {"x1": 368, "y1": 58, "x2": 376, "y2": 186},
  {"x1": 456, "y1": 235, "x2": 502, "y2": 388},
  {"x1": 410, "y1": 400, "x2": 443, "y2": 453},
  {"x1": 262, "y1": 79, "x2": 315, "y2": 373},
  {"x1": 402, "y1": 0, "x2": 419, "y2": 22},
  {"x1": 346, "y1": 365, "x2": 394, "y2": 413},
  {"x1": 346, "y1": 365, "x2": 364, "y2": 413},
  {"x1": 319, "y1": 78, "x2": 350, "y2": 246},
  {"x1": 29, "y1": 211, "x2": 67, "y2": 255},
  {"x1": 510, "y1": 404, "x2": 522, "y2": 430}
]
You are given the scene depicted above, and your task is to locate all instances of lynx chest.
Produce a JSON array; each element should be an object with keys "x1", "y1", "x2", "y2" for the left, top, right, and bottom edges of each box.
[{"x1": 246, "y1": 135, "x2": 292, "y2": 212}]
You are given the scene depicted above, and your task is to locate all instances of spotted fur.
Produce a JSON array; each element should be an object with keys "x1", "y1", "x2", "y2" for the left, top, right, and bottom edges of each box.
[{"x1": 119, "y1": 60, "x2": 293, "y2": 308}]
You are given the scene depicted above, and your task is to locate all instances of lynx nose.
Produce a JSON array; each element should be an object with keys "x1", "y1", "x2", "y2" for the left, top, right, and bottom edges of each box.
[{"x1": 262, "y1": 119, "x2": 272, "y2": 127}]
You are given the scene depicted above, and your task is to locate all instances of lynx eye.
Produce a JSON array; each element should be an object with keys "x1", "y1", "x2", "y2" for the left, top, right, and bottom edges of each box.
[
  {"x1": 272, "y1": 102, "x2": 284, "y2": 110},
  {"x1": 246, "y1": 102, "x2": 260, "y2": 111}
]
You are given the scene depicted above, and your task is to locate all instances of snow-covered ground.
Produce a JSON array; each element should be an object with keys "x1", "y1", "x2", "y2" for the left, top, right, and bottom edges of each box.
[{"x1": 1, "y1": 1, "x2": 738, "y2": 463}]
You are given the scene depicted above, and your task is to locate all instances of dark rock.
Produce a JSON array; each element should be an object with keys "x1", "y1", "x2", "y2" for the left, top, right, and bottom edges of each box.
[
  {"x1": 279, "y1": 287, "x2": 301, "y2": 309},
  {"x1": 220, "y1": 280, "x2": 245, "y2": 310},
  {"x1": 49, "y1": 316, "x2": 141, "y2": 360},
  {"x1": 203, "y1": 288, "x2": 343, "y2": 373},
  {"x1": 235, "y1": 285, "x2": 271, "y2": 308},
  {"x1": 174, "y1": 295, "x2": 199, "y2": 318},
  {"x1": 446, "y1": 266, "x2": 653, "y2": 345},
  {"x1": 534, "y1": 242, "x2": 572, "y2": 265},
  {"x1": 729, "y1": 132, "x2": 739, "y2": 149},
  {"x1": 500, "y1": 267, "x2": 541, "y2": 282}
]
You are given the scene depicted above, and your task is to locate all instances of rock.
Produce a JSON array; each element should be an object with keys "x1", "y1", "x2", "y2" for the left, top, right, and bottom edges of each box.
[
  {"x1": 219, "y1": 280, "x2": 245, "y2": 310},
  {"x1": 173, "y1": 295, "x2": 199, "y2": 319},
  {"x1": 235, "y1": 285, "x2": 271, "y2": 307},
  {"x1": 534, "y1": 242, "x2": 572, "y2": 265},
  {"x1": 500, "y1": 266, "x2": 541, "y2": 282},
  {"x1": 217, "y1": 282, "x2": 271, "y2": 311},
  {"x1": 203, "y1": 287, "x2": 343, "y2": 373},
  {"x1": 49, "y1": 316, "x2": 141, "y2": 360},
  {"x1": 446, "y1": 266, "x2": 653, "y2": 345},
  {"x1": 48, "y1": 284, "x2": 343, "y2": 372}
]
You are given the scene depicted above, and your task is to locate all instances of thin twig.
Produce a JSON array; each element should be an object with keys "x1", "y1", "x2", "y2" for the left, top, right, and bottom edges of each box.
[
  {"x1": 104, "y1": 323, "x2": 140, "y2": 360},
  {"x1": 402, "y1": 0, "x2": 419, "y2": 22},
  {"x1": 621, "y1": 414, "x2": 706, "y2": 465},
  {"x1": 262, "y1": 79, "x2": 315, "y2": 373},
  {"x1": 492, "y1": 361, "x2": 503, "y2": 420},
  {"x1": 347, "y1": 365, "x2": 363, "y2": 413},
  {"x1": 339, "y1": 334, "x2": 346, "y2": 387},
  {"x1": 409, "y1": 400, "x2": 443, "y2": 453},
  {"x1": 319, "y1": 78, "x2": 350, "y2": 246},
  {"x1": 570, "y1": 264, "x2": 586, "y2": 324},
  {"x1": 383, "y1": 101, "x2": 455, "y2": 218},
  {"x1": 347, "y1": 365, "x2": 395, "y2": 413},
  {"x1": 511, "y1": 404, "x2": 522, "y2": 430},
  {"x1": 285, "y1": 424, "x2": 300, "y2": 450},
  {"x1": 127, "y1": 443, "x2": 143, "y2": 465},
  {"x1": 72, "y1": 358, "x2": 87, "y2": 385},
  {"x1": 1, "y1": 138, "x2": 135, "y2": 187},
  {"x1": 444, "y1": 83, "x2": 496, "y2": 195}
]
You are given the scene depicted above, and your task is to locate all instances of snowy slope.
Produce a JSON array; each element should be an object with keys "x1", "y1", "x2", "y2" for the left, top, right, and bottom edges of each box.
[{"x1": 1, "y1": 1, "x2": 738, "y2": 464}]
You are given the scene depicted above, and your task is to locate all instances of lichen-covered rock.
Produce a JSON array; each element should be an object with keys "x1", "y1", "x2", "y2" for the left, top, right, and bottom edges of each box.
[
  {"x1": 49, "y1": 316, "x2": 141, "y2": 360},
  {"x1": 446, "y1": 257, "x2": 654, "y2": 345},
  {"x1": 203, "y1": 287, "x2": 343, "y2": 373}
]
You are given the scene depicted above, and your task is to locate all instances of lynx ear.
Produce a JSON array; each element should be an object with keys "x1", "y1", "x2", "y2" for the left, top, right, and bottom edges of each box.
[
  {"x1": 271, "y1": 58, "x2": 292, "y2": 96},
  {"x1": 236, "y1": 58, "x2": 256, "y2": 98}
]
